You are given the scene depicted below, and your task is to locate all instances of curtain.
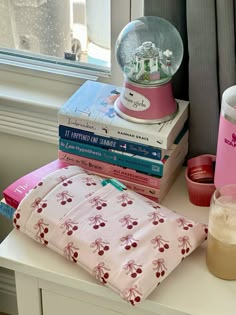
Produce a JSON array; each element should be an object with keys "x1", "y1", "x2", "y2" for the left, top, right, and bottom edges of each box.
[{"x1": 144, "y1": 0, "x2": 236, "y2": 158}]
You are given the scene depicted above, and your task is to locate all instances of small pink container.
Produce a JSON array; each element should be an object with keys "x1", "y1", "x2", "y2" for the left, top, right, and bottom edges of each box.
[{"x1": 185, "y1": 155, "x2": 216, "y2": 207}]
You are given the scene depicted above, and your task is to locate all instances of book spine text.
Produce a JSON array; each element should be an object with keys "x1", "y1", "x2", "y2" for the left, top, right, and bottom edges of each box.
[
  {"x1": 59, "y1": 125, "x2": 165, "y2": 160},
  {"x1": 58, "y1": 114, "x2": 169, "y2": 148},
  {"x1": 59, "y1": 138, "x2": 164, "y2": 176},
  {"x1": 58, "y1": 150, "x2": 162, "y2": 188}
]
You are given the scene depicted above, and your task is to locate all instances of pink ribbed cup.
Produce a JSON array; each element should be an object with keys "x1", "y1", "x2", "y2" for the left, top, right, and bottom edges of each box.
[{"x1": 185, "y1": 155, "x2": 216, "y2": 207}]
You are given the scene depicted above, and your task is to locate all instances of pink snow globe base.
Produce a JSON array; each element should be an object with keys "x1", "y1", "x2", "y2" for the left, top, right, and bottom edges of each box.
[{"x1": 114, "y1": 78, "x2": 178, "y2": 123}]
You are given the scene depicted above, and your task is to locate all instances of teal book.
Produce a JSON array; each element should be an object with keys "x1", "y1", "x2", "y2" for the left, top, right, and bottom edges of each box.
[
  {"x1": 59, "y1": 129, "x2": 188, "y2": 177},
  {"x1": 0, "y1": 202, "x2": 15, "y2": 220}
]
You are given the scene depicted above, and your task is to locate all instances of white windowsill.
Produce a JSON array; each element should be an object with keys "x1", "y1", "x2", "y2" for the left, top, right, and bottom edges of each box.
[{"x1": 0, "y1": 67, "x2": 85, "y2": 144}]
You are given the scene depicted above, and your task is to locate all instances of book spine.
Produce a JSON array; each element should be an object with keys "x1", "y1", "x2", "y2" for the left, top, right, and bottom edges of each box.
[
  {"x1": 0, "y1": 202, "x2": 15, "y2": 219},
  {"x1": 59, "y1": 125, "x2": 165, "y2": 160},
  {"x1": 58, "y1": 150, "x2": 162, "y2": 188},
  {"x1": 3, "y1": 159, "x2": 68, "y2": 209},
  {"x1": 58, "y1": 114, "x2": 169, "y2": 148},
  {"x1": 59, "y1": 138, "x2": 164, "y2": 176},
  {"x1": 94, "y1": 173, "x2": 160, "y2": 198},
  {"x1": 2, "y1": 194, "x2": 19, "y2": 210},
  {"x1": 120, "y1": 181, "x2": 160, "y2": 198}
]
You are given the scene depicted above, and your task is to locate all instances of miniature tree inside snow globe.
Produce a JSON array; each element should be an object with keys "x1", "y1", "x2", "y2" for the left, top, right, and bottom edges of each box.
[{"x1": 114, "y1": 16, "x2": 183, "y2": 124}]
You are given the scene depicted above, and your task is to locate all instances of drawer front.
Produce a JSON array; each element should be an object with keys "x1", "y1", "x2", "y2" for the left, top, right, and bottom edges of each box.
[{"x1": 42, "y1": 289, "x2": 124, "y2": 315}]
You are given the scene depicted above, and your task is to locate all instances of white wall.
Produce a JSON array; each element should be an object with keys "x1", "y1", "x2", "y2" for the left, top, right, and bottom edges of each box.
[{"x1": 0, "y1": 132, "x2": 58, "y2": 242}]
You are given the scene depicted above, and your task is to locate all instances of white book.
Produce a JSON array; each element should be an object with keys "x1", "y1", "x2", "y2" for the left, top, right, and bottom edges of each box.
[{"x1": 58, "y1": 80, "x2": 189, "y2": 149}]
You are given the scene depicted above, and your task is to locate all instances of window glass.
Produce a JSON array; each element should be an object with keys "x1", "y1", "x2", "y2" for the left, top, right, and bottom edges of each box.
[{"x1": 0, "y1": 0, "x2": 111, "y2": 71}]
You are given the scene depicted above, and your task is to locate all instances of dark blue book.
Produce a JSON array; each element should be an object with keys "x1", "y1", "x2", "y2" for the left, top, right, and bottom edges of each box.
[{"x1": 59, "y1": 125, "x2": 167, "y2": 160}]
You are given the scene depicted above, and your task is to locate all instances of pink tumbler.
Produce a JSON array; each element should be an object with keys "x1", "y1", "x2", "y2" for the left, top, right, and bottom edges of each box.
[{"x1": 214, "y1": 86, "x2": 236, "y2": 188}]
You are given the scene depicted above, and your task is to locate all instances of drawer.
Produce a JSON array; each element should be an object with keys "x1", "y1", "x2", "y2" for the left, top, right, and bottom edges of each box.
[{"x1": 42, "y1": 289, "x2": 123, "y2": 315}]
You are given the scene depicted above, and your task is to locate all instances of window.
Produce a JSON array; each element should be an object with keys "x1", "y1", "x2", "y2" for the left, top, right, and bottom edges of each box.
[
  {"x1": 0, "y1": 0, "x2": 143, "y2": 143},
  {"x1": 0, "y1": 1, "x2": 111, "y2": 75},
  {"x1": 0, "y1": 0, "x2": 143, "y2": 84}
]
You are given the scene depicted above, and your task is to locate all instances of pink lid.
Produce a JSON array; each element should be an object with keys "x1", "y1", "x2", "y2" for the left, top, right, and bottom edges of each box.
[
  {"x1": 187, "y1": 155, "x2": 214, "y2": 183},
  {"x1": 188, "y1": 155, "x2": 213, "y2": 168}
]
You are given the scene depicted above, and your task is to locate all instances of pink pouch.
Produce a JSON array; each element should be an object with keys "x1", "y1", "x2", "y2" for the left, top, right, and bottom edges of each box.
[{"x1": 13, "y1": 165, "x2": 207, "y2": 306}]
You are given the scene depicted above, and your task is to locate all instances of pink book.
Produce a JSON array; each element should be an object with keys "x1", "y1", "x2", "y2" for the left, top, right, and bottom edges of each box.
[
  {"x1": 58, "y1": 150, "x2": 163, "y2": 188},
  {"x1": 3, "y1": 159, "x2": 67, "y2": 209}
]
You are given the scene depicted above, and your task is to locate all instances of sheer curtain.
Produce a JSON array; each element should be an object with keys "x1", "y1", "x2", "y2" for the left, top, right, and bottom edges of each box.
[{"x1": 144, "y1": 0, "x2": 236, "y2": 157}]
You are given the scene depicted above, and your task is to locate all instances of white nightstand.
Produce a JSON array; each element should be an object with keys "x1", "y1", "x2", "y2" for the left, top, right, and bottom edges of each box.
[{"x1": 0, "y1": 169, "x2": 236, "y2": 315}]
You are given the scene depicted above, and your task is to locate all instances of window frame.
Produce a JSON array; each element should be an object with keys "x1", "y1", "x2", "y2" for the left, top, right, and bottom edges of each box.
[
  {"x1": 0, "y1": 0, "x2": 144, "y2": 144},
  {"x1": 0, "y1": 0, "x2": 144, "y2": 85}
]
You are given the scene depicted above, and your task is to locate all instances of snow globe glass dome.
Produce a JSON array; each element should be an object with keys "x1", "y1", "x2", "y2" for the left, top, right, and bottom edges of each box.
[
  {"x1": 116, "y1": 16, "x2": 183, "y2": 85},
  {"x1": 114, "y1": 16, "x2": 184, "y2": 123}
]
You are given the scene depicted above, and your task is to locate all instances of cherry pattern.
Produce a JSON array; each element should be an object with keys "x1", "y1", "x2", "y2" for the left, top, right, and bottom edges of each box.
[
  {"x1": 178, "y1": 236, "x2": 192, "y2": 255},
  {"x1": 90, "y1": 238, "x2": 110, "y2": 256},
  {"x1": 57, "y1": 175, "x2": 73, "y2": 187},
  {"x1": 93, "y1": 262, "x2": 110, "y2": 284},
  {"x1": 89, "y1": 215, "x2": 107, "y2": 229},
  {"x1": 119, "y1": 215, "x2": 138, "y2": 229},
  {"x1": 15, "y1": 166, "x2": 208, "y2": 306},
  {"x1": 147, "y1": 211, "x2": 165, "y2": 225},
  {"x1": 33, "y1": 181, "x2": 44, "y2": 189},
  {"x1": 176, "y1": 217, "x2": 194, "y2": 230},
  {"x1": 146, "y1": 200, "x2": 161, "y2": 209},
  {"x1": 152, "y1": 258, "x2": 167, "y2": 278},
  {"x1": 204, "y1": 226, "x2": 208, "y2": 240},
  {"x1": 56, "y1": 190, "x2": 73, "y2": 205},
  {"x1": 34, "y1": 219, "x2": 49, "y2": 245},
  {"x1": 120, "y1": 234, "x2": 139, "y2": 250},
  {"x1": 31, "y1": 197, "x2": 47, "y2": 213},
  {"x1": 151, "y1": 235, "x2": 170, "y2": 252},
  {"x1": 123, "y1": 285, "x2": 142, "y2": 305},
  {"x1": 123, "y1": 260, "x2": 143, "y2": 278},
  {"x1": 82, "y1": 176, "x2": 97, "y2": 186},
  {"x1": 89, "y1": 196, "x2": 107, "y2": 210},
  {"x1": 117, "y1": 193, "x2": 134, "y2": 207},
  {"x1": 63, "y1": 241, "x2": 79, "y2": 263},
  {"x1": 60, "y1": 218, "x2": 79, "y2": 235},
  {"x1": 13, "y1": 209, "x2": 21, "y2": 229}
]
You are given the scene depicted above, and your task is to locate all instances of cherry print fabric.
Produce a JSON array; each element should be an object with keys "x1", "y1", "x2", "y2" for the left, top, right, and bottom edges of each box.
[{"x1": 13, "y1": 165, "x2": 207, "y2": 306}]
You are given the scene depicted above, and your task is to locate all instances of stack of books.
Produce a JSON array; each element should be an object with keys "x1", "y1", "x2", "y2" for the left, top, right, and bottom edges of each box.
[
  {"x1": 2, "y1": 81, "x2": 189, "y2": 209},
  {"x1": 58, "y1": 80, "x2": 189, "y2": 202}
]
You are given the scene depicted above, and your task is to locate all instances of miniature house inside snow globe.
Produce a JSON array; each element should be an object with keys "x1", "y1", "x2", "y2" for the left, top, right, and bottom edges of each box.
[{"x1": 114, "y1": 16, "x2": 183, "y2": 124}]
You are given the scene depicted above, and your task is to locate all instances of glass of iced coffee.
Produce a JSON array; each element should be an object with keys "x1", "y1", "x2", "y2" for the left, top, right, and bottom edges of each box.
[{"x1": 206, "y1": 184, "x2": 236, "y2": 280}]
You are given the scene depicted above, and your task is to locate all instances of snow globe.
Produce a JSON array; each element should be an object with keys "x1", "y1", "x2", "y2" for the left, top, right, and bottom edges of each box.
[{"x1": 114, "y1": 16, "x2": 183, "y2": 123}]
